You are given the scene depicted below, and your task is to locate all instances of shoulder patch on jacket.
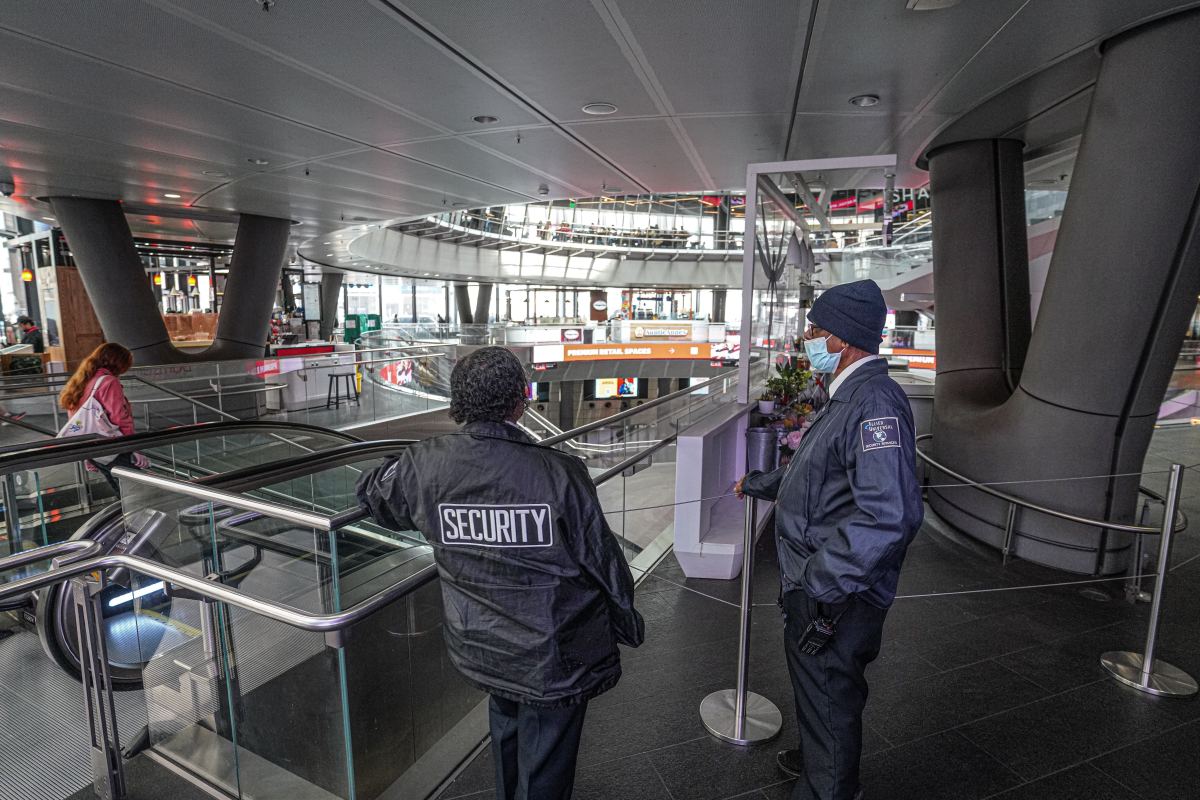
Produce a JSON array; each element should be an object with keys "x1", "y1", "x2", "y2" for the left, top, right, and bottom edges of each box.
[
  {"x1": 860, "y1": 417, "x2": 900, "y2": 452},
  {"x1": 439, "y1": 503, "x2": 554, "y2": 547}
]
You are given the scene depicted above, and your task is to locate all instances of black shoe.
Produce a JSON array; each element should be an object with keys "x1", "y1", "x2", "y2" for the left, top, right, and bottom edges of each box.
[{"x1": 776, "y1": 748, "x2": 803, "y2": 778}]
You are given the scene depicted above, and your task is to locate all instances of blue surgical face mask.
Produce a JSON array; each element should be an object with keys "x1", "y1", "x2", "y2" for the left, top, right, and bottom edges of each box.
[{"x1": 804, "y1": 334, "x2": 843, "y2": 374}]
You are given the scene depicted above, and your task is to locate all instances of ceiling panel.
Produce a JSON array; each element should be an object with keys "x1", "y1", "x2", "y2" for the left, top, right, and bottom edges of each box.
[
  {"x1": 615, "y1": 0, "x2": 813, "y2": 115},
  {"x1": 321, "y1": 147, "x2": 537, "y2": 205},
  {"x1": 679, "y1": 114, "x2": 789, "y2": 189},
  {"x1": 561, "y1": 119, "x2": 705, "y2": 192},
  {"x1": 390, "y1": 132, "x2": 619, "y2": 198},
  {"x1": 796, "y1": 0, "x2": 1028, "y2": 115},
  {"x1": 399, "y1": 0, "x2": 661, "y2": 121},
  {"x1": 207, "y1": 172, "x2": 433, "y2": 219},
  {"x1": 0, "y1": 30, "x2": 357, "y2": 163},
  {"x1": 928, "y1": 0, "x2": 1199, "y2": 115},
  {"x1": 0, "y1": 2, "x2": 440, "y2": 147},
  {"x1": 146, "y1": 0, "x2": 543, "y2": 134}
]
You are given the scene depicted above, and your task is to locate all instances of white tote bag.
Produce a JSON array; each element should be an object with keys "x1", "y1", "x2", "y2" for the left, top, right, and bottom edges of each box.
[{"x1": 56, "y1": 375, "x2": 122, "y2": 440}]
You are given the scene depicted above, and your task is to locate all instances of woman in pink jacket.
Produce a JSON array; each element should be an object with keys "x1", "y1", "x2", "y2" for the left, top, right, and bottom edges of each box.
[{"x1": 58, "y1": 343, "x2": 148, "y2": 489}]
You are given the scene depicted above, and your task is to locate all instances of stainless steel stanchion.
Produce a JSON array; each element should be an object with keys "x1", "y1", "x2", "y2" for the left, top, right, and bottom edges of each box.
[
  {"x1": 700, "y1": 498, "x2": 783, "y2": 745},
  {"x1": 1101, "y1": 463, "x2": 1198, "y2": 697}
]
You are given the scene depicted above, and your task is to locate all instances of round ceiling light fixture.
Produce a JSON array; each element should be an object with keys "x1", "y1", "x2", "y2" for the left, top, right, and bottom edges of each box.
[
  {"x1": 472, "y1": 115, "x2": 499, "y2": 124},
  {"x1": 848, "y1": 94, "x2": 881, "y2": 108},
  {"x1": 202, "y1": 170, "x2": 229, "y2": 178},
  {"x1": 246, "y1": 157, "x2": 270, "y2": 166},
  {"x1": 582, "y1": 102, "x2": 618, "y2": 116}
]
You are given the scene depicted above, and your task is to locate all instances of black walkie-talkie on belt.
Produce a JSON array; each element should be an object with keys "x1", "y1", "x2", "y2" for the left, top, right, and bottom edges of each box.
[{"x1": 798, "y1": 608, "x2": 848, "y2": 656}]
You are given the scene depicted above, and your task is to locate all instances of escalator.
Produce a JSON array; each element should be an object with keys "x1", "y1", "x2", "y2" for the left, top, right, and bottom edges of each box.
[
  {"x1": 0, "y1": 422, "x2": 362, "y2": 685},
  {"x1": 46, "y1": 440, "x2": 451, "y2": 799}
]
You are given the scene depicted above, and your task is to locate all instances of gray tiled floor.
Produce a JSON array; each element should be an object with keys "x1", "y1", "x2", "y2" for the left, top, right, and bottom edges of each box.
[{"x1": 438, "y1": 427, "x2": 1200, "y2": 800}]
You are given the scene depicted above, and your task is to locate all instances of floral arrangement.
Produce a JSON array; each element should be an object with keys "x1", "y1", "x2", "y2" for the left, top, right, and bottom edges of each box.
[{"x1": 759, "y1": 354, "x2": 820, "y2": 463}]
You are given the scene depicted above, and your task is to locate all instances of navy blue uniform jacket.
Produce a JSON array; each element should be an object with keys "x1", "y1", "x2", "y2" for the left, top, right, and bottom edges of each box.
[
  {"x1": 742, "y1": 360, "x2": 922, "y2": 608},
  {"x1": 356, "y1": 421, "x2": 644, "y2": 707}
]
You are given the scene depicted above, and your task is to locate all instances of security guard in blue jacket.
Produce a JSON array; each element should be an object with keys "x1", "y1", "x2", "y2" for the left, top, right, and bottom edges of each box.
[{"x1": 738, "y1": 280, "x2": 923, "y2": 800}]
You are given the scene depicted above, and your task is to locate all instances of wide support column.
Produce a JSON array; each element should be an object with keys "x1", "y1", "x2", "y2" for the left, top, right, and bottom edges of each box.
[
  {"x1": 712, "y1": 289, "x2": 727, "y2": 323},
  {"x1": 927, "y1": 138, "x2": 1030, "y2": 411},
  {"x1": 47, "y1": 197, "x2": 181, "y2": 364},
  {"x1": 207, "y1": 214, "x2": 291, "y2": 360},
  {"x1": 928, "y1": 9, "x2": 1200, "y2": 573},
  {"x1": 318, "y1": 272, "x2": 344, "y2": 341}
]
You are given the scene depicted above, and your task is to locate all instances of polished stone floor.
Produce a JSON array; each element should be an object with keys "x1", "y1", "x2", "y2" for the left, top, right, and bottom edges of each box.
[{"x1": 438, "y1": 428, "x2": 1200, "y2": 800}]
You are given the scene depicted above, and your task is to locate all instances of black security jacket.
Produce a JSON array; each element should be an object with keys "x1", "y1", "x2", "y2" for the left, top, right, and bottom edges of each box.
[{"x1": 356, "y1": 420, "x2": 644, "y2": 707}]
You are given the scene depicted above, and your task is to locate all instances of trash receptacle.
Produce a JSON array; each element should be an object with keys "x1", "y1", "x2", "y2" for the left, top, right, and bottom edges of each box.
[{"x1": 746, "y1": 426, "x2": 778, "y2": 474}]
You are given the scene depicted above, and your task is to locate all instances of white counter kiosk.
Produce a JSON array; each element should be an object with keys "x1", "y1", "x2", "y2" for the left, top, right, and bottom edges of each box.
[{"x1": 264, "y1": 342, "x2": 358, "y2": 411}]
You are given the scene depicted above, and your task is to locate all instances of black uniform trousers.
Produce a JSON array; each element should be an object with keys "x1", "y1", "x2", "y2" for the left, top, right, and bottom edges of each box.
[
  {"x1": 488, "y1": 694, "x2": 589, "y2": 800},
  {"x1": 783, "y1": 589, "x2": 887, "y2": 800}
]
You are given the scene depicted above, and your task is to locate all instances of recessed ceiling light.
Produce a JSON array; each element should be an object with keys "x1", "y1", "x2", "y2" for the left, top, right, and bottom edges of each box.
[
  {"x1": 848, "y1": 94, "x2": 880, "y2": 108},
  {"x1": 202, "y1": 170, "x2": 230, "y2": 178},
  {"x1": 247, "y1": 157, "x2": 270, "y2": 166},
  {"x1": 582, "y1": 102, "x2": 618, "y2": 116},
  {"x1": 163, "y1": 193, "x2": 181, "y2": 199},
  {"x1": 472, "y1": 115, "x2": 499, "y2": 124},
  {"x1": 326, "y1": 253, "x2": 335, "y2": 256}
]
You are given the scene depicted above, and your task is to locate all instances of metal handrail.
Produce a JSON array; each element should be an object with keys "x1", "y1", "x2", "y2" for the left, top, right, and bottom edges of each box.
[
  {"x1": 915, "y1": 434, "x2": 1186, "y2": 535},
  {"x1": 593, "y1": 434, "x2": 678, "y2": 486},
  {"x1": 0, "y1": 413, "x2": 56, "y2": 438},
  {"x1": 0, "y1": 550, "x2": 435, "y2": 634},
  {"x1": 131, "y1": 375, "x2": 240, "y2": 422},
  {"x1": 111, "y1": 467, "x2": 364, "y2": 531},
  {"x1": 0, "y1": 539, "x2": 102, "y2": 573},
  {"x1": 541, "y1": 370, "x2": 737, "y2": 446},
  {"x1": 0, "y1": 420, "x2": 357, "y2": 472}
]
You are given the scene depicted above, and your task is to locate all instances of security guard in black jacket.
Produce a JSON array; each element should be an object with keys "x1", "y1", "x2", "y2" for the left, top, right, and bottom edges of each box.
[
  {"x1": 739, "y1": 280, "x2": 923, "y2": 800},
  {"x1": 357, "y1": 347, "x2": 644, "y2": 800}
]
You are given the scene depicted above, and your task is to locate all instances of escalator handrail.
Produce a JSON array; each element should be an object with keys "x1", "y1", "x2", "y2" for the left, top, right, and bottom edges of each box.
[
  {"x1": 0, "y1": 550, "x2": 436, "y2": 635},
  {"x1": 201, "y1": 439, "x2": 416, "y2": 492},
  {"x1": 111, "y1": 467, "x2": 364, "y2": 531},
  {"x1": 0, "y1": 420, "x2": 359, "y2": 473},
  {"x1": 0, "y1": 539, "x2": 103, "y2": 573}
]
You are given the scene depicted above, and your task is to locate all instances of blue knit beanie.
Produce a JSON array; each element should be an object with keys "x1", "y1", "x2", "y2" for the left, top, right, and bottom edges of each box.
[{"x1": 808, "y1": 280, "x2": 887, "y2": 354}]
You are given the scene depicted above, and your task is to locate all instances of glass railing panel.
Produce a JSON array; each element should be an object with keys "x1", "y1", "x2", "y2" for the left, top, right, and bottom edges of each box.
[
  {"x1": 212, "y1": 590, "x2": 355, "y2": 799},
  {"x1": 596, "y1": 441, "x2": 678, "y2": 560}
]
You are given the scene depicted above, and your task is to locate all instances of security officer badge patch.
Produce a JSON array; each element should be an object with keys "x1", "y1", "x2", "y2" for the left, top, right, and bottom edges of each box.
[
  {"x1": 439, "y1": 503, "x2": 554, "y2": 548},
  {"x1": 860, "y1": 417, "x2": 901, "y2": 452}
]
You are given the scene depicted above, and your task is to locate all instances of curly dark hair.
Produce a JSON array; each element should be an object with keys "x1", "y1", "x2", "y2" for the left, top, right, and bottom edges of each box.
[{"x1": 449, "y1": 347, "x2": 528, "y2": 424}]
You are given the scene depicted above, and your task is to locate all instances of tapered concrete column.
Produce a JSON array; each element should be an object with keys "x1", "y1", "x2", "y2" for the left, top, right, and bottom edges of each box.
[
  {"x1": 207, "y1": 214, "x2": 291, "y2": 359},
  {"x1": 454, "y1": 283, "x2": 473, "y2": 324},
  {"x1": 48, "y1": 197, "x2": 181, "y2": 364},
  {"x1": 473, "y1": 283, "x2": 493, "y2": 325},
  {"x1": 318, "y1": 272, "x2": 344, "y2": 341},
  {"x1": 927, "y1": 8, "x2": 1200, "y2": 573},
  {"x1": 280, "y1": 273, "x2": 296, "y2": 314}
]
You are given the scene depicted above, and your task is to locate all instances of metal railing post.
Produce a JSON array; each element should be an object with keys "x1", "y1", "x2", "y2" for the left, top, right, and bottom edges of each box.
[
  {"x1": 1126, "y1": 499, "x2": 1152, "y2": 604},
  {"x1": 700, "y1": 498, "x2": 782, "y2": 744},
  {"x1": 1101, "y1": 464, "x2": 1198, "y2": 697},
  {"x1": 72, "y1": 575, "x2": 127, "y2": 800},
  {"x1": 1001, "y1": 502, "x2": 1018, "y2": 564}
]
